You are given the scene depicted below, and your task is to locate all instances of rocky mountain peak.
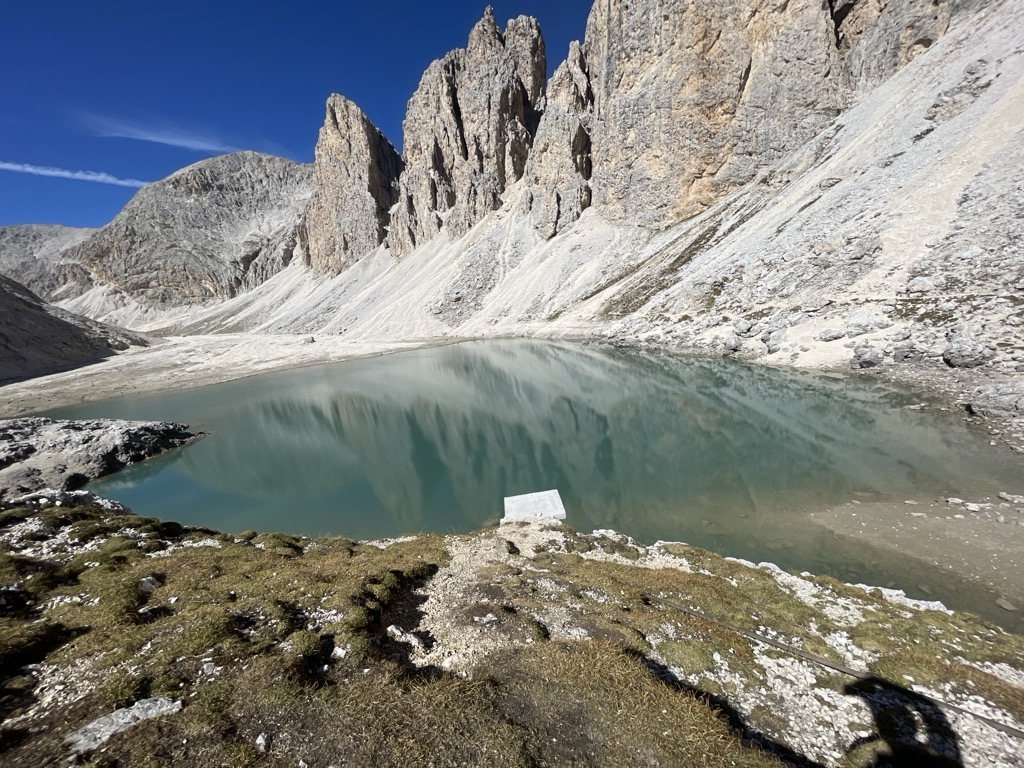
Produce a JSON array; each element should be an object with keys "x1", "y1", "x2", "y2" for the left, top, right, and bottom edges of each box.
[
  {"x1": 469, "y1": 5, "x2": 501, "y2": 46},
  {"x1": 504, "y1": 15, "x2": 547, "y2": 103},
  {"x1": 386, "y1": 9, "x2": 547, "y2": 256},
  {"x1": 55, "y1": 152, "x2": 312, "y2": 318},
  {"x1": 300, "y1": 94, "x2": 403, "y2": 275}
]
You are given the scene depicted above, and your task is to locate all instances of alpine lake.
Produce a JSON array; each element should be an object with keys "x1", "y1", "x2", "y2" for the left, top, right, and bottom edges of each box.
[{"x1": 47, "y1": 339, "x2": 1024, "y2": 628}]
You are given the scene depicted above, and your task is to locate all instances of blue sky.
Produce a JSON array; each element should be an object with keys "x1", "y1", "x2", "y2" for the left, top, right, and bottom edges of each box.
[{"x1": 0, "y1": 1, "x2": 592, "y2": 228}]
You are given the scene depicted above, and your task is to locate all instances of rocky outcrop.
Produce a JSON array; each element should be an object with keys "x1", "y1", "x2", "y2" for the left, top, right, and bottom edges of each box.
[
  {"x1": 299, "y1": 95, "x2": 403, "y2": 275},
  {"x1": 59, "y1": 152, "x2": 312, "y2": 309},
  {"x1": 837, "y1": 0, "x2": 952, "y2": 89},
  {"x1": 967, "y1": 382, "x2": 1024, "y2": 420},
  {"x1": 0, "y1": 275, "x2": 146, "y2": 383},
  {"x1": 0, "y1": 417, "x2": 200, "y2": 498},
  {"x1": 387, "y1": 7, "x2": 546, "y2": 256}
]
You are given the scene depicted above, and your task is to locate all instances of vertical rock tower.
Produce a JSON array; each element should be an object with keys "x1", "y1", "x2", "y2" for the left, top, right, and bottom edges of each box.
[
  {"x1": 387, "y1": 6, "x2": 547, "y2": 256},
  {"x1": 301, "y1": 95, "x2": 404, "y2": 275}
]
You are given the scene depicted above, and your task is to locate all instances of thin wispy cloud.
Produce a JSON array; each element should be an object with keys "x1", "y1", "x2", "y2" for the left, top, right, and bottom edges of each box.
[
  {"x1": 0, "y1": 161, "x2": 148, "y2": 188},
  {"x1": 83, "y1": 114, "x2": 241, "y2": 153}
]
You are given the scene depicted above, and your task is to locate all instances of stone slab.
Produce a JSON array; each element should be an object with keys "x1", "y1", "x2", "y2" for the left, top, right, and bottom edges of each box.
[{"x1": 501, "y1": 490, "x2": 567, "y2": 525}]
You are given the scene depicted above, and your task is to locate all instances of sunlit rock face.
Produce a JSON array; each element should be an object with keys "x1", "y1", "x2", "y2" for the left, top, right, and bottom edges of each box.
[
  {"x1": 387, "y1": 8, "x2": 547, "y2": 256},
  {"x1": 300, "y1": 94, "x2": 403, "y2": 275},
  {"x1": 580, "y1": 0, "x2": 846, "y2": 228},
  {"x1": 525, "y1": 40, "x2": 594, "y2": 240},
  {"x1": 0, "y1": 224, "x2": 96, "y2": 302},
  {"x1": 59, "y1": 152, "x2": 312, "y2": 307}
]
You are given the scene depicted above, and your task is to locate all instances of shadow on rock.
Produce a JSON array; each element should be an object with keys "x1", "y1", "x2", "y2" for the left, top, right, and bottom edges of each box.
[
  {"x1": 844, "y1": 676, "x2": 964, "y2": 767},
  {"x1": 630, "y1": 650, "x2": 827, "y2": 768}
]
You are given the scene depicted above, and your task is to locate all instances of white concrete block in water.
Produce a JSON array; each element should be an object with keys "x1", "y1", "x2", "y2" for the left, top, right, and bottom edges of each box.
[{"x1": 502, "y1": 490, "x2": 567, "y2": 524}]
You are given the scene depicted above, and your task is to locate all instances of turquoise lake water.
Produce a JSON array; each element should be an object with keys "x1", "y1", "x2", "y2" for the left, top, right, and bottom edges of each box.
[{"x1": 46, "y1": 339, "x2": 1024, "y2": 624}]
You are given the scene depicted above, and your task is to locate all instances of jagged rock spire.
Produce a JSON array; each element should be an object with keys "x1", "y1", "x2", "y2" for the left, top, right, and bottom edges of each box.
[
  {"x1": 301, "y1": 94, "x2": 403, "y2": 275},
  {"x1": 386, "y1": 9, "x2": 546, "y2": 256}
]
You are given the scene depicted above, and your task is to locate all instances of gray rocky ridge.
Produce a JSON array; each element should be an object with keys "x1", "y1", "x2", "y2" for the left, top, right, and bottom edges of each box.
[
  {"x1": 0, "y1": 224, "x2": 96, "y2": 301},
  {"x1": 838, "y1": 0, "x2": 952, "y2": 89},
  {"x1": 0, "y1": 275, "x2": 146, "y2": 383},
  {"x1": 39, "y1": 152, "x2": 312, "y2": 326}
]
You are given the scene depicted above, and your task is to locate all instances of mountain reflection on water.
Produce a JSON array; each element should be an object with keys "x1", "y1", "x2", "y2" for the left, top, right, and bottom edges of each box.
[{"x1": 56, "y1": 340, "x2": 1018, "y2": 581}]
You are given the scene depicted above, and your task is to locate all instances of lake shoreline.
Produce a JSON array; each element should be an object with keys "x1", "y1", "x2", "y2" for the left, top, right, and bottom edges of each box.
[
  {"x1": 1, "y1": 334, "x2": 1022, "y2": 632},
  {"x1": 1, "y1": 332, "x2": 1021, "y2": 449}
]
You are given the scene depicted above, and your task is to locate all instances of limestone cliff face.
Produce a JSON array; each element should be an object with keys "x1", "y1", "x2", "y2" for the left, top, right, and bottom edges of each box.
[
  {"x1": 525, "y1": 41, "x2": 594, "y2": 239},
  {"x1": 578, "y1": 0, "x2": 845, "y2": 228},
  {"x1": 387, "y1": 7, "x2": 546, "y2": 256},
  {"x1": 61, "y1": 152, "x2": 312, "y2": 308},
  {"x1": 837, "y1": 0, "x2": 952, "y2": 89},
  {"x1": 521, "y1": 0, "x2": 955, "y2": 236},
  {"x1": 300, "y1": 95, "x2": 403, "y2": 275}
]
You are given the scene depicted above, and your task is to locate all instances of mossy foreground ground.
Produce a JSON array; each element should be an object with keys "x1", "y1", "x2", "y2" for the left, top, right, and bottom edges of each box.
[{"x1": 0, "y1": 505, "x2": 1022, "y2": 767}]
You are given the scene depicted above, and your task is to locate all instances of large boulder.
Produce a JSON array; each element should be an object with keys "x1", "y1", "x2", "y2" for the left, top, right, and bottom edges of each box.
[
  {"x1": 966, "y1": 382, "x2": 1024, "y2": 418},
  {"x1": 943, "y1": 336, "x2": 995, "y2": 368}
]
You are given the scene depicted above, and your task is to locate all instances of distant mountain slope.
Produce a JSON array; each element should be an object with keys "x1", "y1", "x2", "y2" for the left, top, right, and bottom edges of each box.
[
  {"x1": 0, "y1": 224, "x2": 96, "y2": 301},
  {"x1": 0, "y1": 153, "x2": 312, "y2": 329},
  {"x1": 0, "y1": 275, "x2": 146, "y2": 383}
]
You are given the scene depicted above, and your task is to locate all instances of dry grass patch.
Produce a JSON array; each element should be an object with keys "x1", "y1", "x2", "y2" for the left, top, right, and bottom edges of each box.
[{"x1": 480, "y1": 641, "x2": 786, "y2": 767}]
